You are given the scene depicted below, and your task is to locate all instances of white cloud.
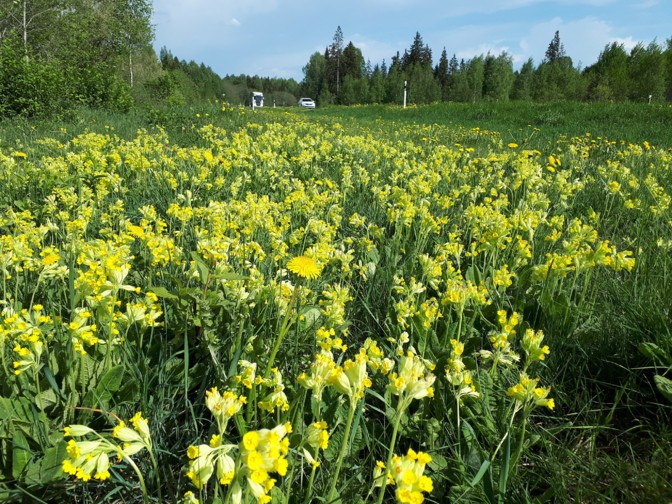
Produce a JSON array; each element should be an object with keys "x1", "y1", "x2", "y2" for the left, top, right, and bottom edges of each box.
[
  {"x1": 520, "y1": 16, "x2": 618, "y2": 66},
  {"x1": 228, "y1": 18, "x2": 241, "y2": 26},
  {"x1": 437, "y1": 0, "x2": 617, "y2": 17},
  {"x1": 349, "y1": 34, "x2": 404, "y2": 65},
  {"x1": 633, "y1": 0, "x2": 658, "y2": 7},
  {"x1": 609, "y1": 36, "x2": 638, "y2": 51}
]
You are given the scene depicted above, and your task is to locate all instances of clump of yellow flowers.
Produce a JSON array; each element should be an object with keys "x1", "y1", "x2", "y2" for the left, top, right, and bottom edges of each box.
[
  {"x1": 374, "y1": 448, "x2": 434, "y2": 504},
  {"x1": 186, "y1": 423, "x2": 291, "y2": 503},
  {"x1": 62, "y1": 412, "x2": 157, "y2": 502},
  {"x1": 185, "y1": 383, "x2": 292, "y2": 504},
  {"x1": 507, "y1": 372, "x2": 555, "y2": 411}
]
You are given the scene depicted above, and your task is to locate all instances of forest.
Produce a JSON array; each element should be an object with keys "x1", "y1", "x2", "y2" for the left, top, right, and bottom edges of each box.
[
  {"x1": 0, "y1": 7, "x2": 671, "y2": 113},
  {"x1": 301, "y1": 27, "x2": 672, "y2": 106}
]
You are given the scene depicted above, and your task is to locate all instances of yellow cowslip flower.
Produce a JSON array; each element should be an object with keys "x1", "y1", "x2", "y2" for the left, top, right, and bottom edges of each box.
[
  {"x1": 327, "y1": 349, "x2": 372, "y2": 404},
  {"x1": 257, "y1": 368, "x2": 290, "y2": 413},
  {"x1": 507, "y1": 372, "x2": 555, "y2": 411},
  {"x1": 182, "y1": 491, "x2": 200, "y2": 504},
  {"x1": 387, "y1": 349, "x2": 436, "y2": 410},
  {"x1": 315, "y1": 326, "x2": 348, "y2": 352},
  {"x1": 205, "y1": 387, "x2": 246, "y2": 433},
  {"x1": 186, "y1": 441, "x2": 236, "y2": 490},
  {"x1": 130, "y1": 412, "x2": 151, "y2": 444},
  {"x1": 243, "y1": 432, "x2": 261, "y2": 452},
  {"x1": 62, "y1": 417, "x2": 150, "y2": 484},
  {"x1": 363, "y1": 337, "x2": 394, "y2": 374},
  {"x1": 377, "y1": 448, "x2": 434, "y2": 503},
  {"x1": 287, "y1": 255, "x2": 321, "y2": 280},
  {"x1": 306, "y1": 421, "x2": 329, "y2": 451},
  {"x1": 298, "y1": 350, "x2": 337, "y2": 400},
  {"x1": 239, "y1": 423, "x2": 292, "y2": 502},
  {"x1": 522, "y1": 329, "x2": 550, "y2": 368},
  {"x1": 445, "y1": 339, "x2": 480, "y2": 401},
  {"x1": 235, "y1": 360, "x2": 257, "y2": 389}
]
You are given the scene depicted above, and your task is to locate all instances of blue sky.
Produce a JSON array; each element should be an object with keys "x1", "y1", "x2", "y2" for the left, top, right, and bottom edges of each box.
[{"x1": 152, "y1": 0, "x2": 670, "y2": 81}]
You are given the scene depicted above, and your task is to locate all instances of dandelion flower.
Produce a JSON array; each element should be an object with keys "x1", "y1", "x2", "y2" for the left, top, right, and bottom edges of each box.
[{"x1": 287, "y1": 256, "x2": 321, "y2": 280}]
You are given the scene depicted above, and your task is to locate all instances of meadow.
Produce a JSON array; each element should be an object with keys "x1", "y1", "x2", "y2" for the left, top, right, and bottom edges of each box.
[{"x1": 0, "y1": 101, "x2": 671, "y2": 504}]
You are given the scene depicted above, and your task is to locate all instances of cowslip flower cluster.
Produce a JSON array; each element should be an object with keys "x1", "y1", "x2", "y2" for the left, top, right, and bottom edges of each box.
[
  {"x1": 315, "y1": 326, "x2": 348, "y2": 352},
  {"x1": 327, "y1": 348, "x2": 372, "y2": 406},
  {"x1": 478, "y1": 310, "x2": 521, "y2": 367},
  {"x1": 374, "y1": 448, "x2": 434, "y2": 504},
  {"x1": 257, "y1": 368, "x2": 290, "y2": 413},
  {"x1": 205, "y1": 386, "x2": 247, "y2": 434},
  {"x1": 62, "y1": 412, "x2": 151, "y2": 482},
  {"x1": 387, "y1": 348, "x2": 436, "y2": 411},
  {"x1": 363, "y1": 337, "x2": 395, "y2": 375},
  {"x1": 507, "y1": 372, "x2": 555, "y2": 411},
  {"x1": 185, "y1": 434, "x2": 237, "y2": 489},
  {"x1": 298, "y1": 350, "x2": 337, "y2": 401},
  {"x1": 235, "y1": 359, "x2": 258, "y2": 389},
  {"x1": 186, "y1": 424, "x2": 292, "y2": 502},
  {"x1": 303, "y1": 420, "x2": 329, "y2": 467},
  {"x1": 2, "y1": 305, "x2": 53, "y2": 375},
  {"x1": 444, "y1": 339, "x2": 480, "y2": 401},
  {"x1": 521, "y1": 328, "x2": 550, "y2": 369},
  {"x1": 235, "y1": 423, "x2": 292, "y2": 503}
]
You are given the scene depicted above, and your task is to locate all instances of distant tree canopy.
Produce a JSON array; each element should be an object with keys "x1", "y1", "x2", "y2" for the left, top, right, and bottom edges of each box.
[
  {"x1": 0, "y1": 1, "x2": 295, "y2": 116},
  {"x1": 300, "y1": 28, "x2": 672, "y2": 106},
  {"x1": 0, "y1": 0, "x2": 155, "y2": 116},
  {"x1": 3, "y1": 16, "x2": 672, "y2": 117}
]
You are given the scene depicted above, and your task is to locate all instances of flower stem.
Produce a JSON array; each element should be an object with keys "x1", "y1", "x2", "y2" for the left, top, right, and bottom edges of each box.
[
  {"x1": 327, "y1": 401, "x2": 357, "y2": 502},
  {"x1": 121, "y1": 453, "x2": 149, "y2": 504},
  {"x1": 265, "y1": 282, "x2": 300, "y2": 378},
  {"x1": 148, "y1": 447, "x2": 163, "y2": 504},
  {"x1": 375, "y1": 401, "x2": 404, "y2": 504},
  {"x1": 305, "y1": 462, "x2": 318, "y2": 501}
]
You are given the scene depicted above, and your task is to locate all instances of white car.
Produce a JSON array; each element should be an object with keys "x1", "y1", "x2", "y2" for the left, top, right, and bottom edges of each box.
[{"x1": 298, "y1": 98, "x2": 316, "y2": 109}]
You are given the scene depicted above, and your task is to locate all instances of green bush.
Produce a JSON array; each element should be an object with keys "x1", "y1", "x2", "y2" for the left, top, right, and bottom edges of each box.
[{"x1": 0, "y1": 37, "x2": 72, "y2": 118}]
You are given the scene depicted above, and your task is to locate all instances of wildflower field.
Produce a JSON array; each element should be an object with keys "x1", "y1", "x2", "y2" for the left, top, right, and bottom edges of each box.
[{"x1": 1, "y1": 103, "x2": 671, "y2": 503}]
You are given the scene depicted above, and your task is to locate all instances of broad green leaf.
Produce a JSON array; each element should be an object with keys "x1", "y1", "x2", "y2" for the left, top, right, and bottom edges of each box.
[
  {"x1": 95, "y1": 365, "x2": 125, "y2": 400},
  {"x1": 35, "y1": 388, "x2": 58, "y2": 410},
  {"x1": 638, "y1": 342, "x2": 669, "y2": 366},
  {"x1": 85, "y1": 365, "x2": 124, "y2": 407},
  {"x1": 148, "y1": 286, "x2": 178, "y2": 299},
  {"x1": 469, "y1": 460, "x2": 491, "y2": 487},
  {"x1": 654, "y1": 374, "x2": 672, "y2": 402},
  {"x1": 12, "y1": 430, "x2": 31, "y2": 479},
  {"x1": 43, "y1": 366, "x2": 65, "y2": 400},
  {"x1": 24, "y1": 441, "x2": 68, "y2": 484}
]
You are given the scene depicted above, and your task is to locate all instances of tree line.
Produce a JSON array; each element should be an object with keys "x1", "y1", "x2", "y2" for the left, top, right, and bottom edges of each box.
[
  {"x1": 0, "y1": 1, "x2": 298, "y2": 117},
  {"x1": 300, "y1": 28, "x2": 672, "y2": 106},
  {"x1": 3, "y1": 5, "x2": 671, "y2": 118},
  {"x1": 0, "y1": 0, "x2": 155, "y2": 116}
]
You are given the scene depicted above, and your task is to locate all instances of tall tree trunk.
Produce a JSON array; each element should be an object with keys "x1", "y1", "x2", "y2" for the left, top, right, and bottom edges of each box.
[
  {"x1": 129, "y1": 50, "x2": 134, "y2": 87},
  {"x1": 22, "y1": 0, "x2": 28, "y2": 61}
]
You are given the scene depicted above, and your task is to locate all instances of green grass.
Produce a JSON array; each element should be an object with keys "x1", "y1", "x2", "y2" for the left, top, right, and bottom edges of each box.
[
  {"x1": 1, "y1": 102, "x2": 671, "y2": 503},
  {"x1": 303, "y1": 101, "x2": 672, "y2": 149},
  {"x1": 3, "y1": 101, "x2": 671, "y2": 152}
]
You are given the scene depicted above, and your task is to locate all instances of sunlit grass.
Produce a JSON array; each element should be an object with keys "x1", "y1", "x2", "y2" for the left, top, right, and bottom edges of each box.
[{"x1": 0, "y1": 103, "x2": 670, "y2": 503}]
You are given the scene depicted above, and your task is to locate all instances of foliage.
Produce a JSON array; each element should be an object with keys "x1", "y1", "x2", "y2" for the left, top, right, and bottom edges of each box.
[
  {"x1": 301, "y1": 29, "x2": 672, "y2": 106},
  {"x1": 0, "y1": 36, "x2": 70, "y2": 117},
  {"x1": 0, "y1": 103, "x2": 670, "y2": 504}
]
